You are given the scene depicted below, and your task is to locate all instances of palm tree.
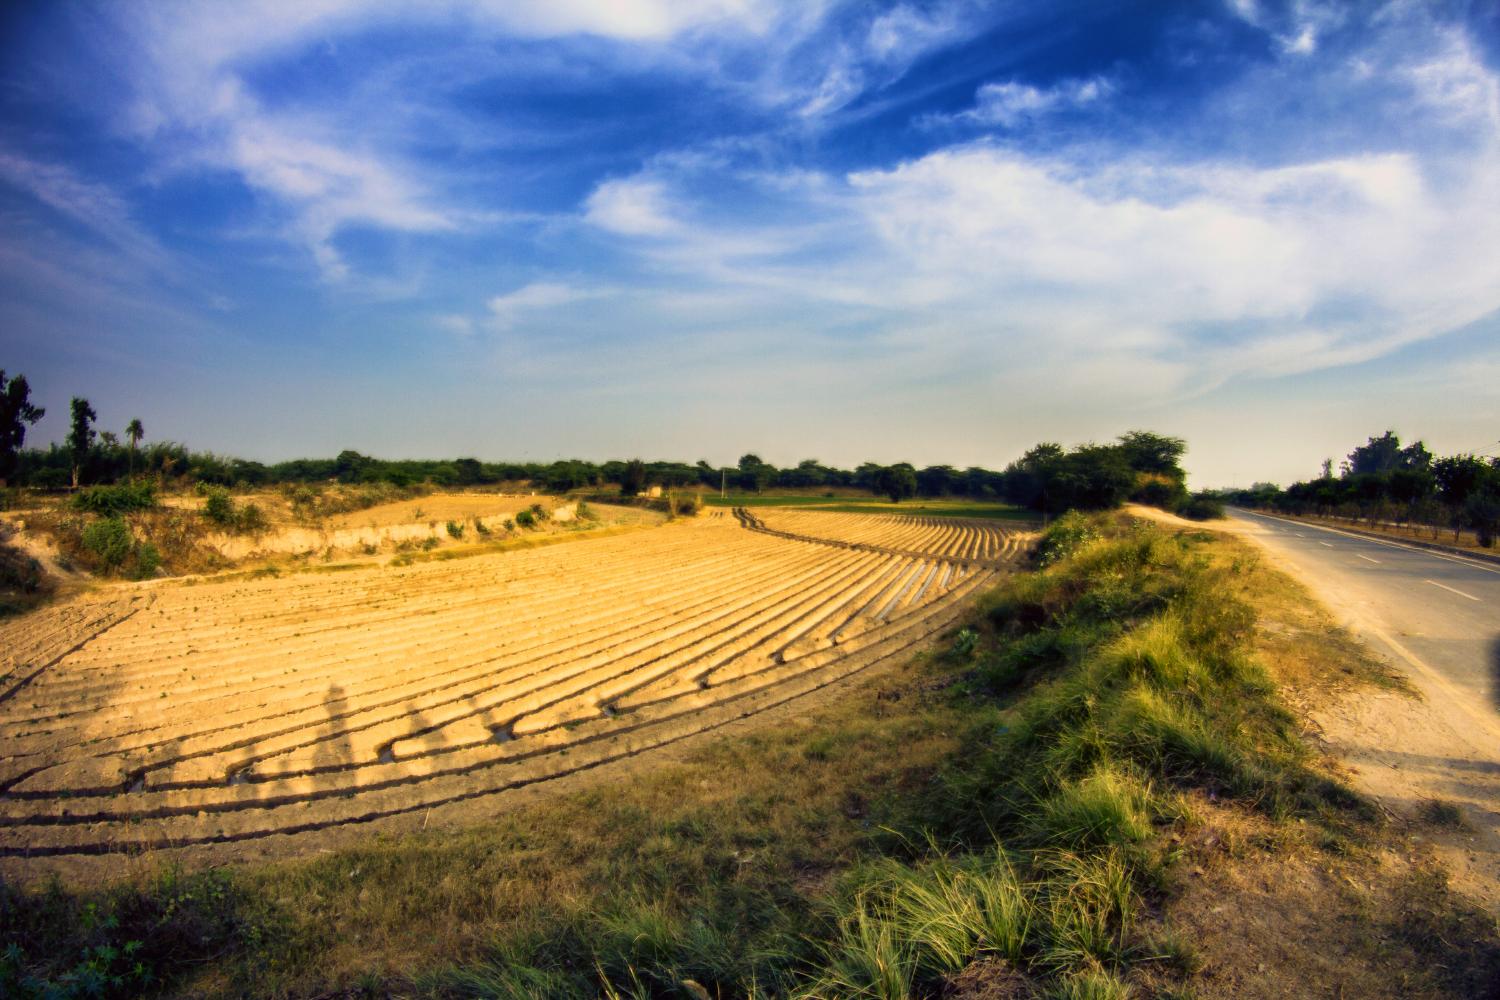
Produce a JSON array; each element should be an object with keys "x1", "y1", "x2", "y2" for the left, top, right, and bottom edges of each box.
[{"x1": 126, "y1": 418, "x2": 144, "y2": 477}]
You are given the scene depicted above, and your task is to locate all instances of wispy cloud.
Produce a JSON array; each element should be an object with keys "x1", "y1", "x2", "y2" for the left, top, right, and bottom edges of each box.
[
  {"x1": 0, "y1": 152, "x2": 172, "y2": 275},
  {"x1": 924, "y1": 77, "x2": 1112, "y2": 128},
  {"x1": 486, "y1": 281, "x2": 609, "y2": 328},
  {"x1": 584, "y1": 178, "x2": 684, "y2": 237}
]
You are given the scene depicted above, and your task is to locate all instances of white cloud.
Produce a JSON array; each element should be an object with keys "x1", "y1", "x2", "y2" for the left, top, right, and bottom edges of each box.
[
  {"x1": 1280, "y1": 26, "x2": 1317, "y2": 55},
  {"x1": 928, "y1": 77, "x2": 1112, "y2": 128},
  {"x1": 0, "y1": 152, "x2": 172, "y2": 275},
  {"x1": 573, "y1": 118, "x2": 1500, "y2": 399},
  {"x1": 1404, "y1": 31, "x2": 1500, "y2": 126},
  {"x1": 584, "y1": 177, "x2": 684, "y2": 236},
  {"x1": 485, "y1": 281, "x2": 607, "y2": 328},
  {"x1": 105, "y1": 1, "x2": 795, "y2": 280}
]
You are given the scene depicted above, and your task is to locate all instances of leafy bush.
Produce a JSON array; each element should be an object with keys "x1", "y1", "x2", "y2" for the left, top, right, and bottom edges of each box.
[
  {"x1": 132, "y1": 543, "x2": 161, "y2": 580},
  {"x1": 445, "y1": 520, "x2": 464, "y2": 539},
  {"x1": 71, "y1": 483, "x2": 156, "y2": 517},
  {"x1": 0, "y1": 866, "x2": 281, "y2": 999},
  {"x1": 515, "y1": 504, "x2": 550, "y2": 530},
  {"x1": 236, "y1": 502, "x2": 267, "y2": 534},
  {"x1": 77, "y1": 519, "x2": 161, "y2": 579},
  {"x1": 1177, "y1": 492, "x2": 1225, "y2": 521},
  {"x1": 1034, "y1": 512, "x2": 1097, "y2": 566},
  {"x1": 473, "y1": 518, "x2": 491, "y2": 536},
  {"x1": 201, "y1": 489, "x2": 267, "y2": 533},
  {"x1": 81, "y1": 518, "x2": 134, "y2": 571},
  {"x1": 0, "y1": 524, "x2": 51, "y2": 613},
  {"x1": 201, "y1": 487, "x2": 236, "y2": 527}
]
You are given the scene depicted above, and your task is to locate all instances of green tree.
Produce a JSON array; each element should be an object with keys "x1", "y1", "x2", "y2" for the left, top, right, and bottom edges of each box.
[
  {"x1": 126, "y1": 418, "x2": 144, "y2": 477},
  {"x1": 621, "y1": 458, "x2": 647, "y2": 496},
  {"x1": 875, "y1": 463, "x2": 917, "y2": 503},
  {"x1": 1345, "y1": 431, "x2": 1429, "y2": 476},
  {"x1": 0, "y1": 370, "x2": 45, "y2": 486},
  {"x1": 453, "y1": 457, "x2": 483, "y2": 486},
  {"x1": 1117, "y1": 430, "x2": 1186, "y2": 478},
  {"x1": 68, "y1": 397, "x2": 97, "y2": 489},
  {"x1": 737, "y1": 453, "x2": 774, "y2": 493},
  {"x1": 916, "y1": 465, "x2": 957, "y2": 497}
]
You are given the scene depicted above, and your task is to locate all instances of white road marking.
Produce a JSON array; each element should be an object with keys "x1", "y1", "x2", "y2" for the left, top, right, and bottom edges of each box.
[
  {"x1": 1236, "y1": 510, "x2": 1500, "y2": 576},
  {"x1": 1356, "y1": 554, "x2": 1380, "y2": 564},
  {"x1": 1424, "y1": 579, "x2": 1481, "y2": 602},
  {"x1": 1319, "y1": 541, "x2": 1333, "y2": 548},
  {"x1": 1291, "y1": 532, "x2": 1304, "y2": 537}
]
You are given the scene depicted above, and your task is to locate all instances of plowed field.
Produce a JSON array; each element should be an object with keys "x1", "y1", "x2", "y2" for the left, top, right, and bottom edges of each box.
[{"x1": 0, "y1": 510, "x2": 1027, "y2": 872}]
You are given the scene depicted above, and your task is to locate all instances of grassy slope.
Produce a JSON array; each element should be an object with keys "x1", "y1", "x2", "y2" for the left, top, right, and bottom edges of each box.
[{"x1": 3, "y1": 514, "x2": 1496, "y2": 999}]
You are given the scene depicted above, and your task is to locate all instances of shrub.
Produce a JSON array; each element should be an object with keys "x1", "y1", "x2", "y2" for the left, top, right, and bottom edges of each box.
[
  {"x1": 1131, "y1": 475, "x2": 1187, "y2": 511},
  {"x1": 132, "y1": 543, "x2": 161, "y2": 580},
  {"x1": 473, "y1": 518, "x2": 491, "y2": 536},
  {"x1": 445, "y1": 520, "x2": 464, "y2": 539},
  {"x1": 1035, "y1": 512, "x2": 1097, "y2": 566},
  {"x1": 515, "y1": 509, "x2": 536, "y2": 529},
  {"x1": 1176, "y1": 492, "x2": 1225, "y2": 521},
  {"x1": 202, "y1": 489, "x2": 267, "y2": 533},
  {"x1": 71, "y1": 483, "x2": 156, "y2": 517},
  {"x1": 236, "y1": 502, "x2": 267, "y2": 534},
  {"x1": 81, "y1": 518, "x2": 134, "y2": 571},
  {"x1": 0, "y1": 525, "x2": 50, "y2": 609},
  {"x1": 201, "y1": 487, "x2": 236, "y2": 527}
]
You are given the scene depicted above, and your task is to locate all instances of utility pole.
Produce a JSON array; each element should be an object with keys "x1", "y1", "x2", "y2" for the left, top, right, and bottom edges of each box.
[{"x1": 720, "y1": 468, "x2": 726, "y2": 499}]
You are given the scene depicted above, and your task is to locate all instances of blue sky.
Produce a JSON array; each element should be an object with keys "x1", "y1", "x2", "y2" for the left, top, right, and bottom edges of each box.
[{"x1": 1, "y1": 0, "x2": 1497, "y2": 487}]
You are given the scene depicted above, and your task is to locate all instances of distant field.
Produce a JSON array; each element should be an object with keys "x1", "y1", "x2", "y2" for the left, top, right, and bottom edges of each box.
[{"x1": 705, "y1": 492, "x2": 1038, "y2": 521}]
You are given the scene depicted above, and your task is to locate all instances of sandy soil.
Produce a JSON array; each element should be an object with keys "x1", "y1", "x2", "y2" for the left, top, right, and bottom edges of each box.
[
  {"x1": 1128, "y1": 504, "x2": 1500, "y2": 913},
  {"x1": 209, "y1": 497, "x2": 653, "y2": 560}
]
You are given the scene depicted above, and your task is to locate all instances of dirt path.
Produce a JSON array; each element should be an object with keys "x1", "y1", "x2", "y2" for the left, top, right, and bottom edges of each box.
[{"x1": 1128, "y1": 504, "x2": 1500, "y2": 913}]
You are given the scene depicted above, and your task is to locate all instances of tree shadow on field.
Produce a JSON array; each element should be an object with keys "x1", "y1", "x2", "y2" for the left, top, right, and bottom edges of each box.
[{"x1": 311, "y1": 683, "x2": 352, "y2": 772}]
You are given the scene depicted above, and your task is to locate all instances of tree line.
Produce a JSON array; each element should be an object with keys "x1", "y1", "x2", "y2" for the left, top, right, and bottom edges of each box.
[
  {"x1": 1222, "y1": 430, "x2": 1500, "y2": 547},
  {"x1": 1, "y1": 372, "x2": 1211, "y2": 516}
]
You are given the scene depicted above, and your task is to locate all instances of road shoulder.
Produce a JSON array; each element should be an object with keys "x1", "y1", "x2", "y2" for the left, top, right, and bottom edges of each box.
[{"x1": 1128, "y1": 504, "x2": 1500, "y2": 913}]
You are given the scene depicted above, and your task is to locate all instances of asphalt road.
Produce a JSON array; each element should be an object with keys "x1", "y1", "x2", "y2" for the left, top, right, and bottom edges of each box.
[{"x1": 1228, "y1": 508, "x2": 1500, "y2": 719}]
